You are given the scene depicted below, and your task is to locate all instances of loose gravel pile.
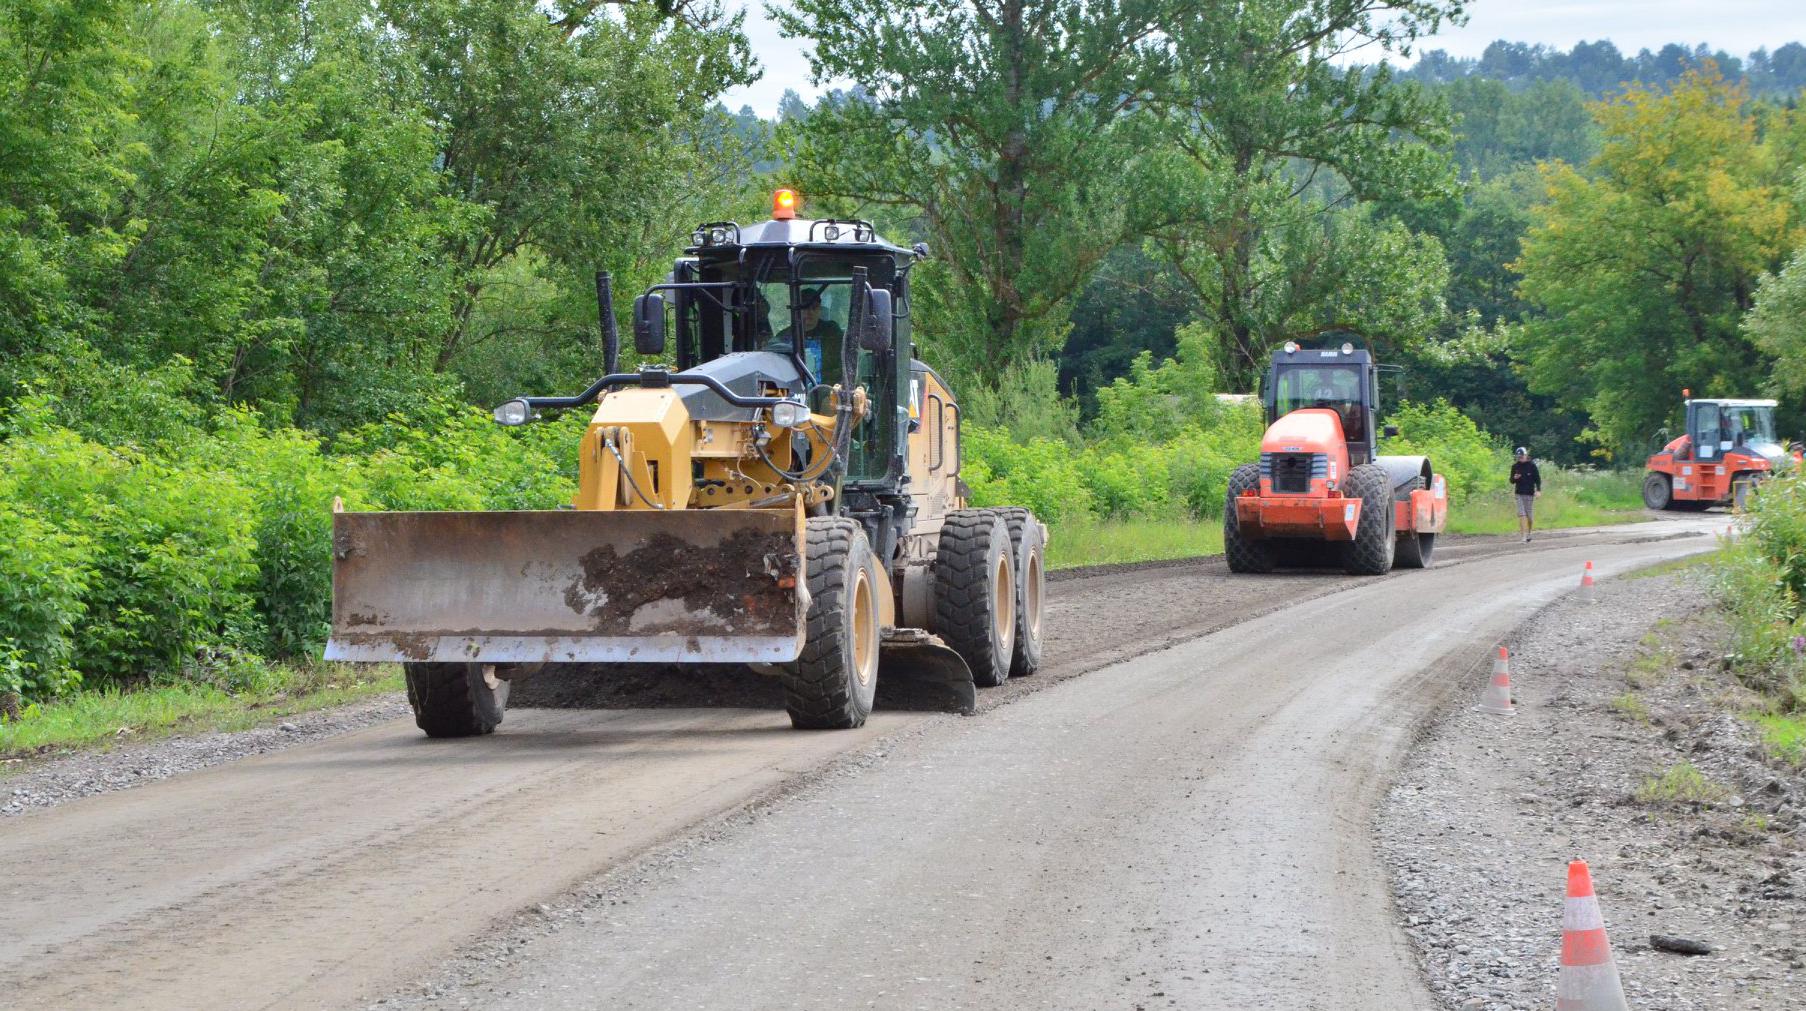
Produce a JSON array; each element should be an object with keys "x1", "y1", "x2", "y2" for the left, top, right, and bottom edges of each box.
[
  {"x1": 1379, "y1": 567, "x2": 1804, "y2": 1010},
  {"x1": 2, "y1": 694, "x2": 408, "y2": 818}
]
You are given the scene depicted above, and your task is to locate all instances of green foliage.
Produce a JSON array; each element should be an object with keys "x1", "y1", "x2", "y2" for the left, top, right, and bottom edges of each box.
[
  {"x1": 1148, "y1": 3, "x2": 1461, "y2": 387},
  {"x1": 1381, "y1": 399, "x2": 1510, "y2": 504},
  {"x1": 1746, "y1": 245, "x2": 1806, "y2": 399},
  {"x1": 1636, "y1": 761, "x2": 1729, "y2": 805},
  {"x1": 776, "y1": 0, "x2": 1175, "y2": 382},
  {"x1": 955, "y1": 357, "x2": 1082, "y2": 444},
  {"x1": 0, "y1": 503, "x2": 90, "y2": 699},
  {"x1": 963, "y1": 333, "x2": 1266, "y2": 528},
  {"x1": 0, "y1": 385, "x2": 581, "y2": 700},
  {"x1": 1713, "y1": 472, "x2": 1806, "y2": 708},
  {"x1": 1090, "y1": 324, "x2": 1221, "y2": 443},
  {"x1": 962, "y1": 427, "x2": 1096, "y2": 525},
  {"x1": 1514, "y1": 68, "x2": 1800, "y2": 457}
]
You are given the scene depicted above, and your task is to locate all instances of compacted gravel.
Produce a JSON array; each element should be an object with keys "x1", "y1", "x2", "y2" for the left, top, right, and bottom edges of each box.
[
  {"x1": 1, "y1": 695, "x2": 409, "y2": 818},
  {"x1": 1379, "y1": 566, "x2": 1805, "y2": 1010}
]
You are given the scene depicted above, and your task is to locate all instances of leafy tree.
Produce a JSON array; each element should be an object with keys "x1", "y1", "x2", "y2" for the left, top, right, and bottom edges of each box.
[
  {"x1": 772, "y1": 0, "x2": 1182, "y2": 382},
  {"x1": 1513, "y1": 68, "x2": 1798, "y2": 456},
  {"x1": 1147, "y1": 0, "x2": 1462, "y2": 387},
  {"x1": 1747, "y1": 246, "x2": 1806, "y2": 401}
]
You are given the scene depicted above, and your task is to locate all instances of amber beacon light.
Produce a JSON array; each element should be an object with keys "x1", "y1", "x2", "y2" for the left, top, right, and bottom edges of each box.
[{"x1": 773, "y1": 188, "x2": 798, "y2": 219}]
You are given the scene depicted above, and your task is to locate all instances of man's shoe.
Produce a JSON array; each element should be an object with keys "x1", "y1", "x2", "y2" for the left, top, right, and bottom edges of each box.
[{"x1": 1523, "y1": 535, "x2": 1530, "y2": 542}]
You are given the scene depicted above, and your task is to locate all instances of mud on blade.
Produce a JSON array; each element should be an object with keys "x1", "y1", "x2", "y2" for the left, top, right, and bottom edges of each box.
[{"x1": 326, "y1": 509, "x2": 804, "y2": 665}]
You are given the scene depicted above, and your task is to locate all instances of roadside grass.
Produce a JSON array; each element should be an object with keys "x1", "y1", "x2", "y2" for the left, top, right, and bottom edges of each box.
[
  {"x1": 1636, "y1": 761, "x2": 1730, "y2": 805},
  {"x1": 0, "y1": 663, "x2": 401, "y2": 763},
  {"x1": 1048, "y1": 514, "x2": 1225, "y2": 569},
  {"x1": 1448, "y1": 468, "x2": 1647, "y2": 536},
  {"x1": 1753, "y1": 712, "x2": 1806, "y2": 766},
  {"x1": 1627, "y1": 554, "x2": 1715, "y2": 580},
  {"x1": 1610, "y1": 692, "x2": 1651, "y2": 723},
  {"x1": 1625, "y1": 629, "x2": 1676, "y2": 688}
]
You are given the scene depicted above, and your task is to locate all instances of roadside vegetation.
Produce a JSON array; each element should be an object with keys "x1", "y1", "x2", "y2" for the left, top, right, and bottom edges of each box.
[{"x1": 1713, "y1": 472, "x2": 1806, "y2": 763}]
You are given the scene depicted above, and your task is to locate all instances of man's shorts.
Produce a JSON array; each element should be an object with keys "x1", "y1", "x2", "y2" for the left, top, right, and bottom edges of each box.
[{"x1": 1516, "y1": 494, "x2": 1535, "y2": 518}]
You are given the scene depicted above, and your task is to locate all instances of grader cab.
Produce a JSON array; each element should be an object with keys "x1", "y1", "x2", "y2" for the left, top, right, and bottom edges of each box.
[
  {"x1": 327, "y1": 192, "x2": 1046, "y2": 736},
  {"x1": 1223, "y1": 340, "x2": 1447, "y2": 575}
]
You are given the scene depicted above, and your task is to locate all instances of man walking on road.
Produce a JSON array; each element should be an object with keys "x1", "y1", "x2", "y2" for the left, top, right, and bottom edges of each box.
[{"x1": 1511, "y1": 446, "x2": 1542, "y2": 542}]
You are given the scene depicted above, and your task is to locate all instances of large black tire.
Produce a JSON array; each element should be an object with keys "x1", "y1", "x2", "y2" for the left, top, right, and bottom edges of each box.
[
  {"x1": 1341, "y1": 464, "x2": 1396, "y2": 576},
  {"x1": 935, "y1": 509, "x2": 1015, "y2": 688},
  {"x1": 404, "y1": 662, "x2": 509, "y2": 738},
  {"x1": 989, "y1": 506, "x2": 1046, "y2": 677},
  {"x1": 1642, "y1": 472, "x2": 1673, "y2": 510},
  {"x1": 783, "y1": 517, "x2": 881, "y2": 729},
  {"x1": 1223, "y1": 463, "x2": 1275, "y2": 574}
]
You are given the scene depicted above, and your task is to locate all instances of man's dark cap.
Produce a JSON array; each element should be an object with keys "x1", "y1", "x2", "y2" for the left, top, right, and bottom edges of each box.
[{"x1": 798, "y1": 288, "x2": 824, "y2": 309}]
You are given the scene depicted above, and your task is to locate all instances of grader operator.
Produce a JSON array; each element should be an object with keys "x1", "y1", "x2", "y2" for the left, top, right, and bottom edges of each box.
[{"x1": 327, "y1": 191, "x2": 1046, "y2": 736}]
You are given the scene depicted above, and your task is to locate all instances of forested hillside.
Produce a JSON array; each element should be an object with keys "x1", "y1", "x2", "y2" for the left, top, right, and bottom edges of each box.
[{"x1": 1, "y1": 0, "x2": 1804, "y2": 713}]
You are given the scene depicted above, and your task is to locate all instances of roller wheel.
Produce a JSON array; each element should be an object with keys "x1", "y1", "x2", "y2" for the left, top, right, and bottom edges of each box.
[
  {"x1": 1341, "y1": 464, "x2": 1396, "y2": 576},
  {"x1": 404, "y1": 662, "x2": 509, "y2": 738},
  {"x1": 990, "y1": 507, "x2": 1046, "y2": 677},
  {"x1": 1223, "y1": 463, "x2": 1274, "y2": 573},
  {"x1": 783, "y1": 517, "x2": 881, "y2": 729},
  {"x1": 935, "y1": 509, "x2": 1015, "y2": 688},
  {"x1": 1642, "y1": 472, "x2": 1673, "y2": 510},
  {"x1": 1395, "y1": 531, "x2": 1435, "y2": 569}
]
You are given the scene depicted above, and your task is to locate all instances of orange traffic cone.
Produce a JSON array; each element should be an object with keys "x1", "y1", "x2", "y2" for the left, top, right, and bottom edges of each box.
[
  {"x1": 1556, "y1": 860, "x2": 1630, "y2": 1011},
  {"x1": 1478, "y1": 645, "x2": 1515, "y2": 715},
  {"x1": 1579, "y1": 561, "x2": 1597, "y2": 603}
]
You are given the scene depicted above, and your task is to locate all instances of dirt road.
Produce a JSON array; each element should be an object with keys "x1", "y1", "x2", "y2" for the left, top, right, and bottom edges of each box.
[{"x1": 0, "y1": 519, "x2": 1718, "y2": 1010}]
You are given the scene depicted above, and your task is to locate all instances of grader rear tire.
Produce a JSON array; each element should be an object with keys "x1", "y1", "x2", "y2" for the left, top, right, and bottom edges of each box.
[
  {"x1": 783, "y1": 517, "x2": 881, "y2": 730},
  {"x1": 404, "y1": 662, "x2": 509, "y2": 738},
  {"x1": 1223, "y1": 463, "x2": 1274, "y2": 574},
  {"x1": 1341, "y1": 464, "x2": 1396, "y2": 576},
  {"x1": 935, "y1": 509, "x2": 1015, "y2": 688},
  {"x1": 989, "y1": 507, "x2": 1046, "y2": 677}
]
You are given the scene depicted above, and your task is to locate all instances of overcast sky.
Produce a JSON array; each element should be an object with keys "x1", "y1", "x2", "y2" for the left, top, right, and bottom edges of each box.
[{"x1": 720, "y1": 0, "x2": 1806, "y2": 117}]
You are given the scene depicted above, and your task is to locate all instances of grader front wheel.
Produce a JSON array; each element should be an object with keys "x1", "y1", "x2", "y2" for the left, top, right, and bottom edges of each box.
[
  {"x1": 783, "y1": 517, "x2": 881, "y2": 730},
  {"x1": 404, "y1": 662, "x2": 510, "y2": 738}
]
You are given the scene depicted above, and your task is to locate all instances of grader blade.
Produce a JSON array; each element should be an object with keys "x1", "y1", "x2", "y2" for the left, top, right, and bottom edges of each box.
[
  {"x1": 325, "y1": 509, "x2": 803, "y2": 665},
  {"x1": 875, "y1": 629, "x2": 978, "y2": 714}
]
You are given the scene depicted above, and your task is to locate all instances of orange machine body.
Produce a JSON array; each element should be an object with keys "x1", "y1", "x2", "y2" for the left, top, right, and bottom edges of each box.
[{"x1": 1235, "y1": 409, "x2": 1447, "y2": 541}]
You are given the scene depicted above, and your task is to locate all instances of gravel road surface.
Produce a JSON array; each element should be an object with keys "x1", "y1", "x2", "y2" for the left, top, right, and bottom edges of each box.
[{"x1": 0, "y1": 518, "x2": 1717, "y2": 1010}]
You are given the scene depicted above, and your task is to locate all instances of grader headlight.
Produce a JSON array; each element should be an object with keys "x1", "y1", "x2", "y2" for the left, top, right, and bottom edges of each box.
[
  {"x1": 769, "y1": 399, "x2": 810, "y2": 429},
  {"x1": 493, "y1": 399, "x2": 533, "y2": 427}
]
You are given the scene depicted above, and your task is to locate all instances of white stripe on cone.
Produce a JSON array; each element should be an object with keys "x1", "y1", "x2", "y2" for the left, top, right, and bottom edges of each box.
[{"x1": 1562, "y1": 896, "x2": 1605, "y2": 932}]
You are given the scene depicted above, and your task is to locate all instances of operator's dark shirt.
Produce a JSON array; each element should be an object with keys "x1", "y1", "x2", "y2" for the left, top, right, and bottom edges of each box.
[{"x1": 1510, "y1": 460, "x2": 1542, "y2": 496}]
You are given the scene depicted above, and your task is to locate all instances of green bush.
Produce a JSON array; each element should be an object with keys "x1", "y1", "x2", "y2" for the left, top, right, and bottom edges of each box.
[
  {"x1": 1713, "y1": 472, "x2": 1806, "y2": 707},
  {"x1": 0, "y1": 504, "x2": 90, "y2": 698},
  {"x1": 1381, "y1": 399, "x2": 1510, "y2": 504},
  {"x1": 963, "y1": 425, "x2": 1096, "y2": 524}
]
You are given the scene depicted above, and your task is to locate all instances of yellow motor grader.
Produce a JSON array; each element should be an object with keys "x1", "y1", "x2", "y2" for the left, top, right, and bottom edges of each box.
[{"x1": 326, "y1": 191, "x2": 1046, "y2": 736}]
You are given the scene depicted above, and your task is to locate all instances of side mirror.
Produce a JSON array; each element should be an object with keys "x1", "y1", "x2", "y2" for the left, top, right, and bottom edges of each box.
[
  {"x1": 859, "y1": 289, "x2": 893, "y2": 353},
  {"x1": 632, "y1": 293, "x2": 666, "y2": 356},
  {"x1": 1383, "y1": 424, "x2": 1400, "y2": 439}
]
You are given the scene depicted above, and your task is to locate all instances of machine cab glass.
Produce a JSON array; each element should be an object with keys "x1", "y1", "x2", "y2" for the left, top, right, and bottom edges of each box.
[{"x1": 1272, "y1": 364, "x2": 1368, "y2": 444}]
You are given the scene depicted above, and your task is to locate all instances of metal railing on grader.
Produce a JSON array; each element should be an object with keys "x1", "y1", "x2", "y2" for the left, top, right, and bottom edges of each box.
[
  {"x1": 327, "y1": 191, "x2": 1047, "y2": 736},
  {"x1": 1224, "y1": 340, "x2": 1447, "y2": 575}
]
